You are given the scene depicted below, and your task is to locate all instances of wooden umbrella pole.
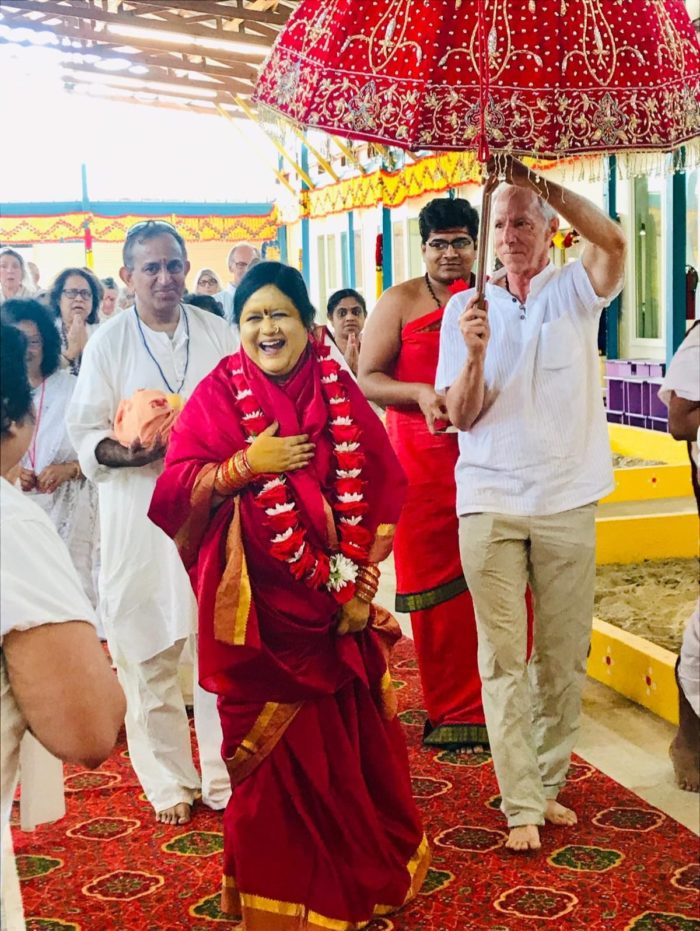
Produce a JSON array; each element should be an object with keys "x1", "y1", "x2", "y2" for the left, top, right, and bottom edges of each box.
[{"x1": 474, "y1": 171, "x2": 499, "y2": 303}]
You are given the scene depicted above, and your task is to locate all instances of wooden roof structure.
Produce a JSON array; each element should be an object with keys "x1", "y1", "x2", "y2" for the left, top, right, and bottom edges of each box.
[{"x1": 0, "y1": 0, "x2": 300, "y2": 115}]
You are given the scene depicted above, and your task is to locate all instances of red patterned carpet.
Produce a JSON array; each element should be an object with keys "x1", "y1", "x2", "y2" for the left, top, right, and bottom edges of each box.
[{"x1": 11, "y1": 638, "x2": 700, "y2": 931}]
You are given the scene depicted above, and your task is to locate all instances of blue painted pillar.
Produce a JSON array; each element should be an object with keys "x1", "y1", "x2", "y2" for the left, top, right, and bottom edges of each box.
[
  {"x1": 604, "y1": 155, "x2": 620, "y2": 359},
  {"x1": 664, "y1": 154, "x2": 687, "y2": 366},
  {"x1": 300, "y1": 142, "x2": 311, "y2": 285},
  {"x1": 347, "y1": 210, "x2": 356, "y2": 288},
  {"x1": 381, "y1": 204, "x2": 393, "y2": 290},
  {"x1": 278, "y1": 224, "x2": 288, "y2": 264}
]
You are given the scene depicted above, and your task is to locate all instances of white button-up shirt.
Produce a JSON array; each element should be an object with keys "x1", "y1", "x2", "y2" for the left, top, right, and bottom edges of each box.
[{"x1": 436, "y1": 260, "x2": 617, "y2": 517}]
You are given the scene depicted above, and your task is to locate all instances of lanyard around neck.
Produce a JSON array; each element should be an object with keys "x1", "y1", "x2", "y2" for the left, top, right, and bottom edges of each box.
[
  {"x1": 133, "y1": 304, "x2": 190, "y2": 394},
  {"x1": 28, "y1": 379, "x2": 47, "y2": 471}
]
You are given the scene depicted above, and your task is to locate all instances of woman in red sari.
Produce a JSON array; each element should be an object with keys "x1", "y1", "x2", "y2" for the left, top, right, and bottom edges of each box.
[{"x1": 149, "y1": 262, "x2": 428, "y2": 930}]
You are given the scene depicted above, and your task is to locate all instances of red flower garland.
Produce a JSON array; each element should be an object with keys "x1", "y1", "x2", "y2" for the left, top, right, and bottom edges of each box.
[{"x1": 229, "y1": 343, "x2": 370, "y2": 604}]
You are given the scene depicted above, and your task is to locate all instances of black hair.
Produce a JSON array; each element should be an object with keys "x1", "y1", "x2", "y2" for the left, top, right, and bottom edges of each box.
[
  {"x1": 0, "y1": 322, "x2": 32, "y2": 436},
  {"x1": 233, "y1": 261, "x2": 316, "y2": 329},
  {"x1": 327, "y1": 288, "x2": 367, "y2": 318},
  {"x1": 2, "y1": 298, "x2": 62, "y2": 378},
  {"x1": 101, "y1": 276, "x2": 118, "y2": 290},
  {"x1": 0, "y1": 248, "x2": 26, "y2": 273},
  {"x1": 184, "y1": 293, "x2": 225, "y2": 318},
  {"x1": 123, "y1": 221, "x2": 187, "y2": 269},
  {"x1": 47, "y1": 267, "x2": 102, "y2": 324},
  {"x1": 418, "y1": 197, "x2": 479, "y2": 243}
]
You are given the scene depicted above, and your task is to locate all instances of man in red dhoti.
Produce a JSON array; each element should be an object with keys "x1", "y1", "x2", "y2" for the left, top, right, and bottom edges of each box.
[{"x1": 359, "y1": 197, "x2": 489, "y2": 750}]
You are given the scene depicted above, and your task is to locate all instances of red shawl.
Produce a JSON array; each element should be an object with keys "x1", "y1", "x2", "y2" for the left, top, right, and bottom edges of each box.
[{"x1": 149, "y1": 337, "x2": 406, "y2": 756}]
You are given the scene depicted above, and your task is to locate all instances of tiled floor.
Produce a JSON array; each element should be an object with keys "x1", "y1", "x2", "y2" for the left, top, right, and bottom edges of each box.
[{"x1": 376, "y1": 556, "x2": 700, "y2": 835}]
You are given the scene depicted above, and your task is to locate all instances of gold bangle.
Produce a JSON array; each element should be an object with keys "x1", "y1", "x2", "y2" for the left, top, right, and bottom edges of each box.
[{"x1": 355, "y1": 586, "x2": 375, "y2": 605}]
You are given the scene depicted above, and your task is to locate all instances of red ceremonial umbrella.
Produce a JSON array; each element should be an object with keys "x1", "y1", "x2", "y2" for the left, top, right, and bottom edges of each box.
[{"x1": 255, "y1": 0, "x2": 700, "y2": 292}]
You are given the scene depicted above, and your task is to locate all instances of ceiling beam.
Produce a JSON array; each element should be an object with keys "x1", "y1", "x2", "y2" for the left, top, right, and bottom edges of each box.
[
  {"x1": 125, "y1": 0, "x2": 292, "y2": 28},
  {"x1": 61, "y1": 71, "x2": 238, "y2": 107},
  {"x1": 7, "y1": 0, "x2": 276, "y2": 51},
  {"x1": 60, "y1": 59, "x2": 252, "y2": 97},
  {"x1": 0, "y1": 12, "x2": 261, "y2": 77}
]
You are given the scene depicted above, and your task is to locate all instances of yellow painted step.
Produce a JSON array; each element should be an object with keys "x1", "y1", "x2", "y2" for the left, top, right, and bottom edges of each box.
[
  {"x1": 602, "y1": 464, "x2": 692, "y2": 504},
  {"x1": 608, "y1": 424, "x2": 689, "y2": 465},
  {"x1": 596, "y1": 507, "x2": 699, "y2": 564},
  {"x1": 587, "y1": 618, "x2": 678, "y2": 725}
]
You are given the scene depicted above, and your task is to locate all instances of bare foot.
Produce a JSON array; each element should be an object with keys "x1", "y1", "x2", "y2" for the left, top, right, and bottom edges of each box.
[
  {"x1": 545, "y1": 799, "x2": 578, "y2": 826},
  {"x1": 156, "y1": 801, "x2": 192, "y2": 825},
  {"x1": 670, "y1": 735, "x2": 700, "y2": 793},
  {"x1": 506, "y1": 825, "x2": 541, "y2": 852}
]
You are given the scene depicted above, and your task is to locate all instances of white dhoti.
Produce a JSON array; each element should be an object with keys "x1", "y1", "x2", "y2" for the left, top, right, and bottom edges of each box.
[
  {"x1": 111, "y1": 635, "x2": 230, "y2": 812},
  {"x1": 679, "y1": 601, "x2": 700, "y2": 719}
]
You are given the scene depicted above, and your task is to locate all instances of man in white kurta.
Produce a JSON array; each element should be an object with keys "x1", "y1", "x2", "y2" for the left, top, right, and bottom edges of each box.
[{"x1": 67, "y1": 222, "x2": 237, "y2": 824}]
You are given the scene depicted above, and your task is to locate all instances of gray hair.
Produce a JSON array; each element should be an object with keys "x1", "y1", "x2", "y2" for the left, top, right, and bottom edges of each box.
[
  {"x1": 227, "y1": 242, "x2": 261, "y2": 268},
  {"x1": 492, "y1": 183, "x2": 558, "y2": 224}
]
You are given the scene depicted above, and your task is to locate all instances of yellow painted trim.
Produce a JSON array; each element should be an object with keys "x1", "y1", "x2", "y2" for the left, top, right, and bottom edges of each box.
[
  {"x1": 608, "y1": 424, "x2": 689, "y2": 465},
  {"x1": 588, "y1": 618, "x2": 678, "y2": 725},
  {"x1": 602, "y1": 465, "x2": 692, "y2": 503},
  {"x1": 596, "y1": 513, "x2": 699, "y2": 564}
]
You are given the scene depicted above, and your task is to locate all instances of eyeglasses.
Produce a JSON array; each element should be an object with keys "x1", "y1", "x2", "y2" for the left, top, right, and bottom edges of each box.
[
  {"x1": 198, "y1": 276, "x2": 218, "y2": 286},
  {"x1": 62, "y1": 288, "x2": 91, "y2": 300},
  {"x1": 427, "y1": 237, "x2": 474, "y2": 252}
]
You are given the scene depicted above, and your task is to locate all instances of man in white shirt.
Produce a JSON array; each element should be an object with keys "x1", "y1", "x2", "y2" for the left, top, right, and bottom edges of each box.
[
  {"x1": 67, "y1": 221, "x2": 238, "y2": 826},
  {"x1": 436, "y1": 157, "x2": 626, "y2": 852},
  {"x1": 216, "y1": 242, "x2": 260, "y2": 324}
]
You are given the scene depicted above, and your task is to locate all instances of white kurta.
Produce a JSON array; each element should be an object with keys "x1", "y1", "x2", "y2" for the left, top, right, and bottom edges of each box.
[
  {"x1": 67, "y1": 304, "x2": 238, "y2": 664},
  {"x1": 21, "y1": 369, "x2": 100, "y2": 614}
]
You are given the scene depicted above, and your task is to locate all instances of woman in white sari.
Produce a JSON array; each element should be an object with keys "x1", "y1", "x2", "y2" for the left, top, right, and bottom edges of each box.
[{"x1": 3, "y1": 299, "x2": 100, "y2": 618}]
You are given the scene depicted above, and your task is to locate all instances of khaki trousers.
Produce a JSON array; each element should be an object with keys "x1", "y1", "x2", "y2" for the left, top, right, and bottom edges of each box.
[{"x1": 458, "y1": 504, "x2": 596, "y2": 827}]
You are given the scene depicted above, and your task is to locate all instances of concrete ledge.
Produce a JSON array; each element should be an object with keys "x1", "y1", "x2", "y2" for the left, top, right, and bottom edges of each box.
[
  {"x1": 602, "y1": 464, "x2": 692, "y2": 504},
  {"x1": 596, "y1": 512, "x2": 699, "y2": 563},
  {"x1": 588, "y1": 618, "x2": 678, "y2": 725},
  {"x1": 608, "y1": 424, "x2": 689, "y2": 465}
]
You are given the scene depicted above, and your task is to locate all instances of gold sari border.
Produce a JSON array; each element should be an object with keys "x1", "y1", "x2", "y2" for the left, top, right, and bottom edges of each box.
[
  {"x1": 368, "y1": 523, "x2": 396, "y2": 564},
  {"x1": 220, "y1": 835, "x2": 431, "y2": 929},
  {"x1": 214, "y1": 498, "x2": 252, "y2": 646},
  {"x1": 174, "y1": 462, "x2": 218, "y2": 566},
  {"x1": 224, "y1": 700, "x2": 302, "y2": 788}
]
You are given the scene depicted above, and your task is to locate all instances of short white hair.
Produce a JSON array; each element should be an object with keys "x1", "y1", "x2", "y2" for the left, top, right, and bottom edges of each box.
[
  {"x1": 227, "y1": 242, "x2": 260, "y2": 267},
  {"x1": 492, "y1": 183, "x2": 558, "y2": 224}
]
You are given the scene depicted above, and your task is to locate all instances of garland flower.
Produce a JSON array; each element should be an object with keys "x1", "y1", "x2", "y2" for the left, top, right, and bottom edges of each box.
[{"x1": 229, "y1": 343, "x2": 371, "y2": 604}]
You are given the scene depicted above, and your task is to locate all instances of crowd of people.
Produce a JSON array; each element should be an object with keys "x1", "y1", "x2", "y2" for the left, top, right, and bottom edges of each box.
[{"x1": 1, "y1": 155, "x2": 698, "y2": 928}]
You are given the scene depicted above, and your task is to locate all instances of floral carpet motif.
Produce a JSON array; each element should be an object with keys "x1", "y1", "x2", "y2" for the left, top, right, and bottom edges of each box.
[{"x1": 12, "y1": 638, "x2": 700, "y2": 930}]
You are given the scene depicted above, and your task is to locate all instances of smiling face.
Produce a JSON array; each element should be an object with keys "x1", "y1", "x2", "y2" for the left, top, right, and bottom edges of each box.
[
  {"x1": 329, "y1": 296, "x2": 366, "y2": 342},
  {"x1": 493, "y1": 188, "x2": 557, "y2": 279},
  {"x1": 0, "y1": 254, "x2": 23, "y2": 296},
  {"x1": 421, "y1": 227, "x2": 477, "y2": 285},
  {"x1": 239, "y1": 284, "x2": 309, "y2": 377},
  {"x1": 60, "y1": 274, "x2": 93, "y2": 326},
  {"x1": 121, "y1": 232, "x2": 189, "y2": 319}
]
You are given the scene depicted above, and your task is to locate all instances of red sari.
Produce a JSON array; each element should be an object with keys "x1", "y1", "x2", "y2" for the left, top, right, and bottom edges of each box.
[
  {"x1": 149, "y1": 338, "x2": 429, "y2": 930},
  {"x1": 386, "y1": 306, "x2": 487, "y2": 747}
]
